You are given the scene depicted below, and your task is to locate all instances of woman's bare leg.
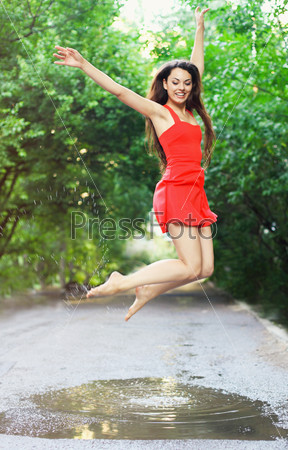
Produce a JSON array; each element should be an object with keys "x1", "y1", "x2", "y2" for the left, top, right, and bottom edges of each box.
[
  {"x1": 86, "y1": 224, "x2": 202, "y2": 298},
  {"x1": 125, "y1": 278, "x2": 200, "y2": 321},
  {"x1": 125, "y1": 225, "x2": 214, "y2": 320}
]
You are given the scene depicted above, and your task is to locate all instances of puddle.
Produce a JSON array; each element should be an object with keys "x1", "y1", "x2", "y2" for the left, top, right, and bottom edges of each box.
[{"x1": 0, "y1": 377, "x2": 287, "y2": 440}]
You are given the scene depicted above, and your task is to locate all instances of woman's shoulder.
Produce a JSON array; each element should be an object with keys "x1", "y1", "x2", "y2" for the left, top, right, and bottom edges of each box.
[
  {"x1": 149, "y1": 101, "x2": 171, "y2": 120},
  {"x1": 186, "y1": 109, "x2": 195, "y2": 118}
]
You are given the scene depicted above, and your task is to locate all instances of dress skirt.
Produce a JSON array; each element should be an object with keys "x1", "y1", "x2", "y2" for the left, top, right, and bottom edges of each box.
[{"x1": 153, "y1": 163, "x2": 218, "y2": 234}]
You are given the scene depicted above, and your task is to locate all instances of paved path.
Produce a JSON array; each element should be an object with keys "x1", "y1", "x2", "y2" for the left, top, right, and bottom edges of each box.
[{"x1": 0, "y1": 282, "x2": 287, "y2": 449}]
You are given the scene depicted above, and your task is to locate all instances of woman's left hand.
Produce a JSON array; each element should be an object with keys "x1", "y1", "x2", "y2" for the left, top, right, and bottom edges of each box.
[{"x1": 195, "y1": 6, "x2": 210, "y2": 28}]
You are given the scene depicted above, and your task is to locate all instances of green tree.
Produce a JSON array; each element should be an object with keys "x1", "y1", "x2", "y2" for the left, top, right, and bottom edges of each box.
[
  {"x1": 136, "y1": 0, "x2": 288, "y2": 322},
  {"x1": 0, "y1": 0, "x2": 159, "y2": 294}
]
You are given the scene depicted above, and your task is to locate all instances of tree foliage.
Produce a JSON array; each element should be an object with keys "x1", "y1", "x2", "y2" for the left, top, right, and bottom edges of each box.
[
  {"x1": 0, "y1": 0, "x2": 159, "y2": 293},
  {"x1": 0, "y1": 0, "x2": 287, "y2": 324},
  {"x1": 151, "y1": 0, "x2": 288, "y2": 322}
]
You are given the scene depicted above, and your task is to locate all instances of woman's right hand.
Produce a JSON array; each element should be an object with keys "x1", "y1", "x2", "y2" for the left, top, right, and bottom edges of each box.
[{"x1": 53, "y1": 46, "x2": 85, "y2": 69}]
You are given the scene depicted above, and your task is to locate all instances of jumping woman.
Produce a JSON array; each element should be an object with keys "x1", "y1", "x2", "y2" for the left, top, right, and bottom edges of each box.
[{"x1": 53, "y1": 6, "x2": 217, "y2": 321}]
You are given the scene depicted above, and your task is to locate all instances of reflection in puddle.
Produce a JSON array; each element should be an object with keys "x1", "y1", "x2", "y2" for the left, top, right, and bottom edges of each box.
[{"x1": 0, "y1": 377, "x2": 286, "y2": 440}]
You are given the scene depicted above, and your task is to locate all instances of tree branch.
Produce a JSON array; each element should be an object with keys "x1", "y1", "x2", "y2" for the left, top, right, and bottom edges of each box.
[
  {"x1": 232, "y1": 75, "x2": 288, "y2": 102},
  {"x1": 0, "y1": 215, "x2": 20, "y2": 258},
  {"x1": 0, "y1": 167, "x2": 12, "y2": 193}
]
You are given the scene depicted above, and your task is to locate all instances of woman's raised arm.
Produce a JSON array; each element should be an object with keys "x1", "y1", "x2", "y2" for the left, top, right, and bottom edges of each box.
[
  {"x1": 53, "y1": 46, "x2": 162, "y2": 120},
  {"x1": 190, "y1": 6, "x2": 210, "y2": 79}
]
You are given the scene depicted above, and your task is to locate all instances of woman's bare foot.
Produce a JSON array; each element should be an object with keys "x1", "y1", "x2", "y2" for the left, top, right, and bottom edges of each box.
[
  {"x1": 86, "y1": 271, "x2": 125, "y2": 298},
  {"x1": 125, "y1": 285, "x2": 152, "y2": 321}
]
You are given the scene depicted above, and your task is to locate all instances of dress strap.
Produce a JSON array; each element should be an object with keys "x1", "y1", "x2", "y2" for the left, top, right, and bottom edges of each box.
[
  {"x1": 186, "y1": 109, "x2": 195, "y2": 118},
  {"x1": 163, "y1": 104, "x2": 181, "y2": 124}
]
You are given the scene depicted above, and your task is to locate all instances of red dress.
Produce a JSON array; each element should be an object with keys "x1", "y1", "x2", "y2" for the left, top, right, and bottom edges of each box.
[{"x1": 153, "y1": 104, "x2": 218, "y2": 234}]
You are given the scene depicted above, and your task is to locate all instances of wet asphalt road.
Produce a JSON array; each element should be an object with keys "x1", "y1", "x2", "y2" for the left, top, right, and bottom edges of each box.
[{"x1": 0, "y1": 281, "x2": 287, "y2": 449}]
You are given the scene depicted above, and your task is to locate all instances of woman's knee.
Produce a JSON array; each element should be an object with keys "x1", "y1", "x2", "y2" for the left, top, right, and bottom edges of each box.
[
  {"x1": 184, "y1": 262, "x2": 202, "y2": 281},
  {"x1": 201, "y1": 264, "x2": 214, "y2": 278}
]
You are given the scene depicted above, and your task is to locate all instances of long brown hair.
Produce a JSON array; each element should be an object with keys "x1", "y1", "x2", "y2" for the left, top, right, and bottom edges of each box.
[{"x1": 145, "y1": 60, "x2": 216, "y2": 174}]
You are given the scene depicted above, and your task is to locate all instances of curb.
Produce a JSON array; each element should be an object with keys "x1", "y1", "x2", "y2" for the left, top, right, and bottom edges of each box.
[{"x1": 233, "y1": 299, "x2": 288, "y2": 346}]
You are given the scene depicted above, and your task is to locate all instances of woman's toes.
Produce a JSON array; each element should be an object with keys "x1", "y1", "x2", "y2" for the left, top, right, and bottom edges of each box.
[{"x1": 86, "y1": 271, "x2": 125, "y2": 298}]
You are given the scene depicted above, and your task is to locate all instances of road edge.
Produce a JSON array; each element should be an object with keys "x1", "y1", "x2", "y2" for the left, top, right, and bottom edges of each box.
[{"x1": 233, "y1": 299, "x2": 288, "y2": 345}]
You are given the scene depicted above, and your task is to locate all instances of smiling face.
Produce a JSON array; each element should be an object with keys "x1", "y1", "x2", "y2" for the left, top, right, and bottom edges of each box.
[{"x1": 163, "y1": 68, "x2": 193, "y2": 105}]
